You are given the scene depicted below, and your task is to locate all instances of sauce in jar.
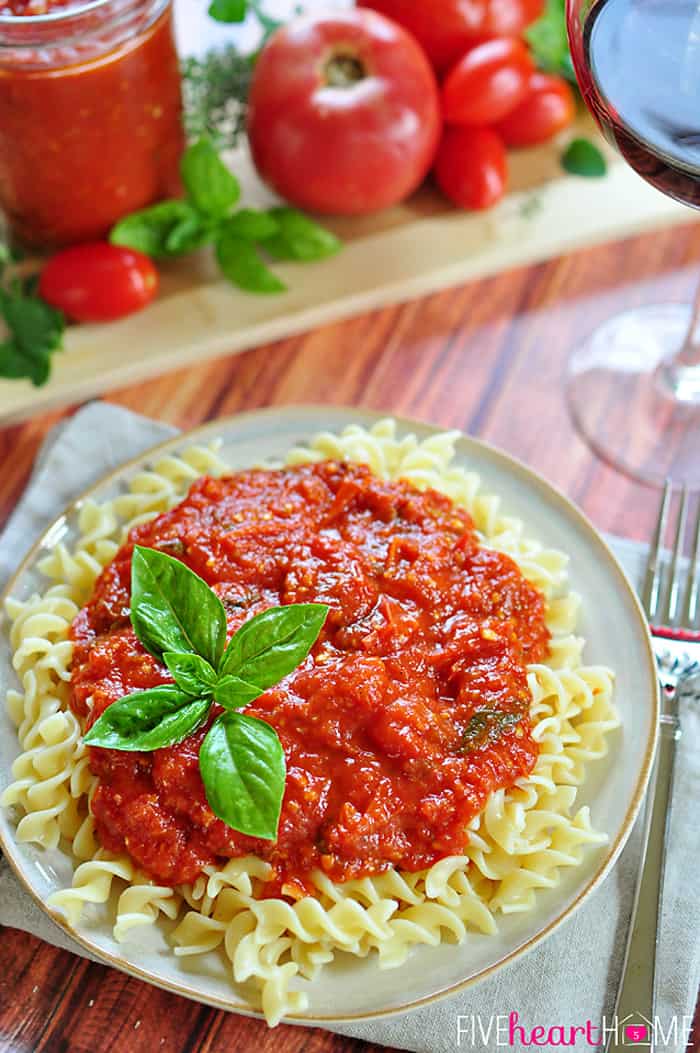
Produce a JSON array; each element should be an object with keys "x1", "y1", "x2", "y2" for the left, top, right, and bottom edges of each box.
[{"x1": 0, "y1": 0, "x2": 184, "y2": 248}]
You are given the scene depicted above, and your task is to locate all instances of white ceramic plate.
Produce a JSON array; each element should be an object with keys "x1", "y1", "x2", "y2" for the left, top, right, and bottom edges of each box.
[{"x1": 0, "y1": 405, "x2": 658, "y2": 1023}]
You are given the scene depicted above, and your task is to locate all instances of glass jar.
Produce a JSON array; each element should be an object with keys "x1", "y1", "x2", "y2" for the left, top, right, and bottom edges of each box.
[{"x1": 0, "y1": 0, "x2": 184, "y2": 249}]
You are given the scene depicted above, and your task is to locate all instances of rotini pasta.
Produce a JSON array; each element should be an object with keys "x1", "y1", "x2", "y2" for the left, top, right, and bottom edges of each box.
[{"x1": 1, "y1": 421, "x2": 619, "y2": 1026}]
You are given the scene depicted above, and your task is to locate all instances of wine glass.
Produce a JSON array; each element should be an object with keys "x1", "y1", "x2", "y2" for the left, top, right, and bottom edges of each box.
[{"x1": 566, "y1": 0, "x2": 700, "y2": 487}]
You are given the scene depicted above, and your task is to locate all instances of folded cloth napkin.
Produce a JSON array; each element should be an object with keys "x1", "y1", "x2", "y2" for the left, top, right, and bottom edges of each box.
[{"x1": 0, "y1": 402, "x2": 698, "y2": 1053}]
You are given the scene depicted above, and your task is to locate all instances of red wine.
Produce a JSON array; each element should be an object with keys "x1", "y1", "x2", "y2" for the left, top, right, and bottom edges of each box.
[{"x1": 579, "y1": 0, "x2": 700, "y2": 206}]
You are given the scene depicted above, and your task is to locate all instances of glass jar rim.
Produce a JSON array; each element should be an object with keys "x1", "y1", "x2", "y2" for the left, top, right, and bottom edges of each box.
[
  {"x1": 0, "y1": 0, "x2": 112, "y2": 25},
  {"x1": 0, "y1": 0, "x2": 169, "y2": 50}
]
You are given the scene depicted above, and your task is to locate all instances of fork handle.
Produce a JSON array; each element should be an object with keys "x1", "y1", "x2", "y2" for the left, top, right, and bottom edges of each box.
[{"x1": 606, "y1": 715, "x2": 680, "y2": 1053}]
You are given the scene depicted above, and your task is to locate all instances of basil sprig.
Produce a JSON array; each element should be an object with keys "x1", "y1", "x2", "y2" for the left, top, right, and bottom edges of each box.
[
  {"x1": 84, "y1": 545, "x2": 328, "y2": 839},
  {"x1": 110, "y1": 138, "x2": 341, "y2": 294}
]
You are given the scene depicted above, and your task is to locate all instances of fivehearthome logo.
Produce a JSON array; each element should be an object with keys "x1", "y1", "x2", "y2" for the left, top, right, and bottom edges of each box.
[{"x1": 455, "y1": 1011, "x2": 693, "y2": 1048}]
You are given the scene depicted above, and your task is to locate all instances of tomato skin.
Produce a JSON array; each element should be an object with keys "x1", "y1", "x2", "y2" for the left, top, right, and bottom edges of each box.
[
  {"x1": 495, "y1": 72, "x2": 576, "y2": 146},
  {"x1": 247, "y1": 10, "x2": 441, "y2": 216},
  {"x1": 39, "y1": 243, "x2": 158, "y2": 322},
  {"x1": 433, "y1": 126, "x2": 507, "y2": 209},
  {"x1": 362, "y1": 0, "x2": 544, "y2": 73},
  {"x1": 479, "y1": 0, "x2": 544, "y2": 39},
  {"x1": 442, "y1": 38, "x2": 534, "y2": 126},
  {"x1": 361, "y1": 0, "x2": 486, "y2": 72}
]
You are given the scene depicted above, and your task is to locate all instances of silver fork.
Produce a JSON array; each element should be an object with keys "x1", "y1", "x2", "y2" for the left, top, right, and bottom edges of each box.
[{"x1": 607, "y1": 481, "x2": 700, "y2": 1053}]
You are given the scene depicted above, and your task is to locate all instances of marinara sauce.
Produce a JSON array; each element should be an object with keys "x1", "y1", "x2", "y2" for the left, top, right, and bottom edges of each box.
[
  {"x1": 70, "y1": 462, "x2": 550, "y2": 897},
  {"x1": 0, "y1": 0, "x2": 183, "y2": 249}
]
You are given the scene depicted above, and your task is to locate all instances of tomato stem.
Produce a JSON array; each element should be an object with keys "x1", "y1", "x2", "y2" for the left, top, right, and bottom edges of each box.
[{"x1": 323, "y1": 52, "x2": 366, "y2": 88}]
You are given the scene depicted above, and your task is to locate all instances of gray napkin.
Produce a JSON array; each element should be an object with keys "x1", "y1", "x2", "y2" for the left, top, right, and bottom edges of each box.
[{"x1": 0, "y1": 402, "x2": 698, "y2": 1053}]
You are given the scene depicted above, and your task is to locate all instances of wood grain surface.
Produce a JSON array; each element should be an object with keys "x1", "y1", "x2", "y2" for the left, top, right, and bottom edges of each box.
[{"x1": 0, "y1": 222, "x2": 698, "y2": 1053}]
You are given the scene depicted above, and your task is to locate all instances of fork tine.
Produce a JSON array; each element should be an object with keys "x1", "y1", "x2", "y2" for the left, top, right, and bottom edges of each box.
[
  {"x1": 667, "y1": 484, "x2": 689, "y2": 624},
  {"x1": 643, "y1": 479, "x2": 672, "y2": 620},
  {"x1": 683, "y1": 494, "x2": 700, "y2": 627}
]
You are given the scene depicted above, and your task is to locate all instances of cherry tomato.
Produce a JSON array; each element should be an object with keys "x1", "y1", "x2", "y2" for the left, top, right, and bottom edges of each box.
[
  {"x1": 442, "y1": 38, "x2": 534, "y2": 126},
  {"x1": 362, "y1": 0, "x2": 544, "y2": 73},
  {"x1": 247, "y1": 10, "x2": 441, "y2": 216},
  {"x1": 495, "y1": 72, "x2": 576, "y2": 146},
  {"x1": 433, "y1": 126, "x2": 508, "y2": 209},
  {"x1": 39, "y1": 243, "x2": 158, "y2": 322}
]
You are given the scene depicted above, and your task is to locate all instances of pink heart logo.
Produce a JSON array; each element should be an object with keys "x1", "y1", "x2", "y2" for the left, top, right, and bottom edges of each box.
[{"x1": 625, "y1": 1025, "x2": 648, "y2": 1043}]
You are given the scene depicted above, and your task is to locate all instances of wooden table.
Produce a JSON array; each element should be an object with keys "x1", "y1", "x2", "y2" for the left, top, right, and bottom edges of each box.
[{"x1": 1, "y1": 222, "x2": 698, "y2": 1053}]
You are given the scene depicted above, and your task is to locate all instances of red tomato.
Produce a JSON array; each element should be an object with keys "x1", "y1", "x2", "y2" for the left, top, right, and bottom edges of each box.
[
  {"x1": 433, "y1": 126, "x2": 507, "y2": 209},
  {"x1": 479, "y1": 0, "x2": 544, "y2": 38},
  {"x1": 247, "y1": 10, "x2": 441, "y2": 216},
  {"x1": 442, "y1": 39, "x2": 534, "y2": 126},
  {"x1": 495, "y1": 72, "x2": 576, "y2": 146},
  {"x1": 362, "y1": 0, "x2": 544, "y2": 73},
  {"x1": 39, "y1": 243, "x2": 158, "y2": 322}
]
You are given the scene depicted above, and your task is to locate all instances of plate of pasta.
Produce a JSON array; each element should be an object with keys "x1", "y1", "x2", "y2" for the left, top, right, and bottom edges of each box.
[{"x1": 0, "y1": 406, "x2": 657, "y2": 1026}]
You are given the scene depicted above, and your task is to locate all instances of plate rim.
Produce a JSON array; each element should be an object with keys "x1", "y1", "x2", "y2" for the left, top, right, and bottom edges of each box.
[{"x1": 0, "y1": 403, "x2": 659, "y2": 1024}]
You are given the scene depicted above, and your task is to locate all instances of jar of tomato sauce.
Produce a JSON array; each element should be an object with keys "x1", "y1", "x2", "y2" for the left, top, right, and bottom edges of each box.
[{"x1": 0, "y1": 0, "x2": 184, "y2": 249}]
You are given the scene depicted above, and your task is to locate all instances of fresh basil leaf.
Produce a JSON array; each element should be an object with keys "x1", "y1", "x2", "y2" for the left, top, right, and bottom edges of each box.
[
  {"x1": 181, "y1": 138, "x2": 241, "y2": 218},
  {"x1": 110, "y1": 201, "x2": 195, "y2": 258},
  {"x1": 200, "y1": 712, "x2": 285, "y2": 838},
  {"x1": 164, "y1": 651, "x2": 217, "y2": 697},
  {"x1": 219, "y1": 602, "x2": 327, "y2": 688},
  {"x1": 0, "y1": 288, "x2": 64, "y2": 387},
  {"x1": 0, "y1": 339, "x2": 51, "y2": 386},
  {"x1": 561, "y1": 138, "x2": 608, "y2": 177},
  {"x1": 214, "y1": 674, "x2": 263, "y2": 710},
  {"x1": 525, "y1": 0, "x2": 576, "y2": 81},
  {"x1": 84, "y1": 686, "x2": 210, "y2": 751},
  {"x1": 165, "y1": 213, "x2": 218, "y2": 255},
  {"x1": 223, "y1": 209, "x2": 280, "y2": 242},
  {"x1": 216, "y1": 230, "x2": 286, "y2": 293},
  {"x1": 130, "y1": 545, "x2": 227, "y2": 665},
  {"x1": 261, "y1": 208, "x2": 341, "y2": 262},
  {"x1": 0, "y1": 288, "x2": 64, "y2": 355},
  {"x1": 208, "y1": 0, "x2": 246, "y2": 22}
]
